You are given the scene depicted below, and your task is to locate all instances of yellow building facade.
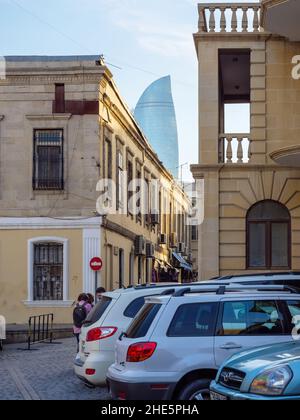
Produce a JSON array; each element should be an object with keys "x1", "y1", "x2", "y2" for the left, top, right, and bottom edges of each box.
[
  {"x1": 0, "y1": 56, "x2": 191, "y2": 325},
  {"x1": 191, "y1": 1, "x2": 300, "y2": 279}
]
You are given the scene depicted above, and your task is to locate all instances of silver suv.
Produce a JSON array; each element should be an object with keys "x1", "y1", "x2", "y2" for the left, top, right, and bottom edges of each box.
[{"x1": 107, "y1": 285, "x2": 300, "y2": 400}]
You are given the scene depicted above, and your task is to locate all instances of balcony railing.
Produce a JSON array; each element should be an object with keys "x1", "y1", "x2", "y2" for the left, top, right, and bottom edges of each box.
[
  {"x1": 198, "y1": 3, "x2": 262, "y2": 34},
  {"x1": 219, "y1": 134, "x2": 251, "y2": 164}
]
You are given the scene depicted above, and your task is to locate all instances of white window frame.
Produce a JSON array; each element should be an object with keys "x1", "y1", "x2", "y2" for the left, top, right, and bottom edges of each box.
[{"x1": 25, "y1": 236, "x2": 72, "y2": 307}]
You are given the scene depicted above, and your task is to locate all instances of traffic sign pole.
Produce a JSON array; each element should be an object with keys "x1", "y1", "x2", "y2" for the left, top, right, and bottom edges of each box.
[
  {"x1": 89, "y1": 257, "x2": 103, "y2": 298},
  {"x1": 95, "y1": 271, "x2": 98, "y2": 299}
]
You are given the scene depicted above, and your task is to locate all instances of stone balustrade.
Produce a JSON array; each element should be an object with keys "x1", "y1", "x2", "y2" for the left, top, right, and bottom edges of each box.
[
  {"x1": 198, "y1": 3, "x2": 262, "y2": 34},
  {"x1": 219, "y1": 134, "x2": 251, "y2": 164}
]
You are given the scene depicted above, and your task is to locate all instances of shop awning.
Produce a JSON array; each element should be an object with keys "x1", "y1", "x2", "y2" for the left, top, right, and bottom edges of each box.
[{"x1": 172, "y1": 252, "x2": 193, "y2": 272}]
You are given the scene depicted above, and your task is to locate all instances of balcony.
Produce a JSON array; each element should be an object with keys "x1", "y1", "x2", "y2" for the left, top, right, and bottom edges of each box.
[
  {"x1": 219, "y1": 134, "x2": 251, "y2": 164},
  {"x1": 197, "y1": 3, "x2": 263, "y2": 34},
  {"x1": 261, "y1": 0, "x2": 300, "y2": 41},
  {"x1": 270, "y1": 145, "x2": 300, "y2": 168}
]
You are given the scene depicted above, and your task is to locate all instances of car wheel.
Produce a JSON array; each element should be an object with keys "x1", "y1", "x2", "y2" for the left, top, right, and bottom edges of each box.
[{"x1": 178, "y1": 379, "x2": 211, "y2": 401}]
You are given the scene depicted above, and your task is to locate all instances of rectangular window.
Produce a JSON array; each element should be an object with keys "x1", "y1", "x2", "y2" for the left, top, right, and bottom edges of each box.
[
  {"x1": 191, "y1": 225, "x2": 198, "y2": 241},
  {"x1": 127, "y1": 157, "x2": 134, "y2": 215},
  {"x1": 33, "y1": 130, "x2": 64, "y2": 190},
  {"x1": 54, "y1": 84, "x2": 65, "y2": 113},
  {"x1": 145, "y1": 177, "x2": 150, "y2": 227},
  {"x1": 168, "y1": 303, "x2": 218, "y2": 337},
  {"x1": 248, "y1": 223, "x2": 266, "y2": 267},
  {"x1": 136, "y1": 163, "x2": 142, "y2": 223},
  {"x1": 272, "y1": 223, "x2": 289, "y2": 267},
  {"x1": 219, "y1": 301, "x2": 284, "y2": 336},
  {"x1": 105, "y1": 139, "x2": 112, "y2": 180},
  {"x1": 138, "y1": 256, "x2": 143, "y2": 284},
  {"x1": 116, "y1": 150, "x2": 124, "y2": 211},
  {"x1": 33, "y1": 243, "x2": 63, "y2": 301}
]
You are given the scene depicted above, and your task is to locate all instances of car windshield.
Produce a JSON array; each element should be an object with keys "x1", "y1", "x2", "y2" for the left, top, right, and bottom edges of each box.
[{"x1": 83, "y1": 296, "x2": 112, "y2": 327}]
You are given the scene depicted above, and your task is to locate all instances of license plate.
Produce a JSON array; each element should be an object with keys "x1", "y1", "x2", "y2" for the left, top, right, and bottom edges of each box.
[{"x1": 210, "y1": 391, "x2": 228, "y2": 401}]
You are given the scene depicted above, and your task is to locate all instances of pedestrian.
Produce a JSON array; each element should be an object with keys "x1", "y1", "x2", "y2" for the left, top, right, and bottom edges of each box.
[
  {"x1": 87, "y1": 293, "x2": 95, "y2": 307},
  {"x1": 73, "y1": 293, "x2": 92, "y2": 353},
  {"x1": 96, "y1": 287, "x2": 106, "y2": 302}
]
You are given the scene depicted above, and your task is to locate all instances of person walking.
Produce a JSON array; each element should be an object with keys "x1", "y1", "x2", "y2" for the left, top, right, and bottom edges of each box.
[{"x1": 73, "y1": 293, "x2": 92, "y2": 353}]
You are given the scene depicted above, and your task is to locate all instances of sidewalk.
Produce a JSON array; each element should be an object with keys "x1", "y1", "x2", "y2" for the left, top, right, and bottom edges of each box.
[
  {"x1": 6, "y1": 324, "x2": 73, "y2": 344},
  {"x1": 0, "y1": 338, "x2": 109, "y2": 400}
]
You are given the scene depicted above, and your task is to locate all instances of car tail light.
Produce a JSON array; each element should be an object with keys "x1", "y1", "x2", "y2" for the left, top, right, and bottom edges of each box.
[
  {"x1": 118, "y1": 392, "x2": 126, "y2": 400},
  {"x1": 86, "y1": 327, "x2": 117, "y2": 342},
  {"x1": 127, "y1": 342, "x2": 157, "y2": 363},
  {"x1": 85, "y1": 369, "x2": 96, "y2": 376}
]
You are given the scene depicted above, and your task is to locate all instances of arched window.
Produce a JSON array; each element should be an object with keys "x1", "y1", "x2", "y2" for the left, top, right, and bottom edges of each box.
[{"x1": 247, "y1": 200, "x2": 291, "y2": 269}]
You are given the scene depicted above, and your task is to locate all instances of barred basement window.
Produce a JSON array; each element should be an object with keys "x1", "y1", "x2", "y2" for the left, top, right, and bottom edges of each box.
[
  {"x1": 33, "y1": 129, "x2": 64, "y2": 190},
  {"x1": 33, "y1": 243, "x2": 64, "y2": 301}
]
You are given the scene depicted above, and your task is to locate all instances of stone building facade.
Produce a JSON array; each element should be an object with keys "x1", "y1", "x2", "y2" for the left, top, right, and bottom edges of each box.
[
  {"x1": 0, "y1": 56, "x2": 191, "y2": 324},
  {"x1": 191, "y1": 1, "x2": 300, "y2": 279}
]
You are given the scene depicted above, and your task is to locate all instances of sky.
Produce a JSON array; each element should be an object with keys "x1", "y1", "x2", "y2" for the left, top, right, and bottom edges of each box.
[{"x1": 0, "y1": 0, "x2": 257, "y2": 181}]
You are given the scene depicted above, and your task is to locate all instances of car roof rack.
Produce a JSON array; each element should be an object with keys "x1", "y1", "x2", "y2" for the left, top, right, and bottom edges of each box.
[
  {"x1": 131, "y1": 281, "x2": 226, "y2": 291},
  {"x1": 159, "y1": 282, "x2": 238, "y2": 296},
  {"x1": 173, "y1": 284, "x2": 298, "y2": 297},
  {"x1": 211, "y1": 271, "x2": 300, "y2": 281}
]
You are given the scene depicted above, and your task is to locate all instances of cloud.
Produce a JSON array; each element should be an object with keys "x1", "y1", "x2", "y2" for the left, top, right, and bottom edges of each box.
[{"x1": 107, "y1": 5, "x2": 195, "y2": 58}]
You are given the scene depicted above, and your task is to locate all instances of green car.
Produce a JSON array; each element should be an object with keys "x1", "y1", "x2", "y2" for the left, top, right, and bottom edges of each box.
[{"x1": 210, "y1": 341, "x2": 300, "y2": 400}]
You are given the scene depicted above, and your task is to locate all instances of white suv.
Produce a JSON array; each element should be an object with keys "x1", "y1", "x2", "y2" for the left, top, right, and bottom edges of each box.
[
  {"x1": 107, "y1": 285, "x2": 300, "y2": 400},
  {"x1": 74, "y1": 283, "x2": 210, "y2": 386}
]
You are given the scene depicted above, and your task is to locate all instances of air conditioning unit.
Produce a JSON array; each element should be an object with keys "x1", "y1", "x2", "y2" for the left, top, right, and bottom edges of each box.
[
  {"x1": 146, "y1": 243, "x2": 155, "y2": 259},
  {"x1": 150, "y1": 213, "x2": 159, "y2": 225},
  {"x1": 159, "y1": 234, "x2": 167, "y2": 245},
  {"x1": 170, "y1": 233, "x2": 178, "y2": 248},
  {"x1": 178, "y1": 242, "x2": 185, "y2": 254},
  {"x1": 135, "y1": 236, "x2": 146, "y2": 256}
]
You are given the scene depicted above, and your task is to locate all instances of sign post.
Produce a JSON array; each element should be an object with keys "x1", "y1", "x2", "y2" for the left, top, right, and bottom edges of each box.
[{"x1": 90, "y1": 257, "x2": 103, "y2": 297}]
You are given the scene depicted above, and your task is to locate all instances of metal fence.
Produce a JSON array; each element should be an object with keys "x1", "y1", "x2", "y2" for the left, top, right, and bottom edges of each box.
[{"x1": 27, "y1": 313, "x2": 54, "y2": 350}]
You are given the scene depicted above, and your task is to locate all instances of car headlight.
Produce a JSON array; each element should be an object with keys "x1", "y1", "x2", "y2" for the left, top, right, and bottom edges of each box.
[{"x1": 250, "y1": 366, "x2": 292, "y2": 396}]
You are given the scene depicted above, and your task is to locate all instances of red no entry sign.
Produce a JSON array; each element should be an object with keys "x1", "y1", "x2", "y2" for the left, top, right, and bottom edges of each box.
[{"x1": 90, "y1": 257, "x2": 103, "y2": 272}]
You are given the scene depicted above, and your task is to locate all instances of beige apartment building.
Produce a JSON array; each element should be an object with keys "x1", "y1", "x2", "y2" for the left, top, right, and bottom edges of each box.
[
  {"x1": 191, "y1": 0, "x2": 300, "y2": 279},
  {"x1": 98, "y1": 62, "x2": 192, "y2": 290},
  {"x1": 0, "y1": 56, "x2": 191, "y2": 325}
]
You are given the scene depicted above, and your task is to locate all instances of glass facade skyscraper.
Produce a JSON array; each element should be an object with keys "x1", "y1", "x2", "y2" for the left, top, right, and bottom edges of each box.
[{"x1": 134, "y1": 76, "x2": 179, "y2": 178}]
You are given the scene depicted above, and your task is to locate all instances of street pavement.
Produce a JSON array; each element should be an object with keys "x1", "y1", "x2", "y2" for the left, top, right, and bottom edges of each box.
[{"x1": 0, "y1": 338, "x2": 110, "y2": 400}]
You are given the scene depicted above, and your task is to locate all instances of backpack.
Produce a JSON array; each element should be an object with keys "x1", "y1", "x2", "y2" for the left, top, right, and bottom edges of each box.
[{"x1": 73, "y1": 303, "x2": 88, "y2": 328}]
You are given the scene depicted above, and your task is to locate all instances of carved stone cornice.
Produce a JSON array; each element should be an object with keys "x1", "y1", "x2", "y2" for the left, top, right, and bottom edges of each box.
[{"x1": 3, "y1": 73, "x2": 103, "y2": 85}]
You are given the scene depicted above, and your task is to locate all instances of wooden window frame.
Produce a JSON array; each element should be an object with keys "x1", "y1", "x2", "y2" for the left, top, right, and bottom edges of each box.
[{"x1": 246, "y1": 201, "x2": 291, "y2": 270}]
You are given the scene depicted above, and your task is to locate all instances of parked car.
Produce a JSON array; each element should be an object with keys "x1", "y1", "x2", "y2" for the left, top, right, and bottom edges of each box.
[
  {"x1": 107, "y1": 284, "x2": 300, "y2": 400},
  {"x1": 74, "y1": 282, "x2": 217, "y2": 386},
  {"x1": 210, "y1": 340, "x2": 300, "y2": 400}
]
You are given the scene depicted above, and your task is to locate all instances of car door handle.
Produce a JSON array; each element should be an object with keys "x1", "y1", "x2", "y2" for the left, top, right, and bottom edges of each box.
[{"x1": 220, "y1": 343, "x2": 243, "y2": 350}]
